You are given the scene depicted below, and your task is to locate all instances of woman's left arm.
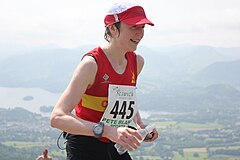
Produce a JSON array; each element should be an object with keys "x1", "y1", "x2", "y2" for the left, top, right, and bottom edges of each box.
[{"x1": 134, "y1": 54, "x2": 158, "y2": 142}]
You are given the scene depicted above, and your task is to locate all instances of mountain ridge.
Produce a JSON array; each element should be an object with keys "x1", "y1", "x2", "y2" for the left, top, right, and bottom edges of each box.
[
  {"x1": 192, "y1": 59, "x2": 240, "y2": 87},
  {"x1": 0, "y1": 44, "x2": 240, "y2": 112}
]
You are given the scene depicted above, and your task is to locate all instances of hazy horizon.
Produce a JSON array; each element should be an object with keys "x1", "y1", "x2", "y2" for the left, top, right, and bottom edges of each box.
[{"x1": 0, "y1": 0, "x2": 240, "y2": 50}]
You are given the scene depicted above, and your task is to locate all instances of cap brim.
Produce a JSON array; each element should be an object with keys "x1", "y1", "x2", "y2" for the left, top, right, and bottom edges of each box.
[{"x1": 122, "y1": 17, "x2": 154, "y2": 26}]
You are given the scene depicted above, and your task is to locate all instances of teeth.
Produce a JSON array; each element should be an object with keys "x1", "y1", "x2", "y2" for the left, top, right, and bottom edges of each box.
[{"x1": 131, "y1": 39, "x2": 139, "y2": 43}]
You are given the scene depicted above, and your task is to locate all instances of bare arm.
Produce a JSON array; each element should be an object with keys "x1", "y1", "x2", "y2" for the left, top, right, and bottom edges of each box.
[
  {"x1": 136, "y1": 54, "x2": 144, "y2": 76},
  {"x1": 134, "y1": 54, "x2": 158, "y2": 141},
  {"x1": 134, "y1": 54, "x2": 147, "y2": 129},
  {"x1": 50, "y1": 56, "x2": 98, "y2": 136},
  {"x1": 133, "y1": 54, "x2": 145, "y2": 128}
]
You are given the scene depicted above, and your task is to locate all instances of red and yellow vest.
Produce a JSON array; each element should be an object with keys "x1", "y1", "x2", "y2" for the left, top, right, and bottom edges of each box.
[{"x1": 75, "y1": 47, "x2": 138, "y2": 124}]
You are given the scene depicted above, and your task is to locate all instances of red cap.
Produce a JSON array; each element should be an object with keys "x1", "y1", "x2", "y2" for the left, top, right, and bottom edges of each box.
[{"x1": 104, "y1": 3, "x2": 154, "y2": 27}]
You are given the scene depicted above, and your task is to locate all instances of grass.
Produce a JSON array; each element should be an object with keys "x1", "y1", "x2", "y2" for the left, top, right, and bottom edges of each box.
[
  {"x1": 173, "y1": 152, "x2": 208, "y2": 160},
  {"x1": 208, "y1": 155, "x2": 240, "y2": 160},
  {"x1": 176, "y1": 122, "x2": 222, "y2": 131},
  {"x1": 179, "y1": 146, "x2": 240, "y2": 160},
  {"x1": 154, "y1": 121, "x2": 177, "y2": 128},
  {"x1": 154, "y1": 121, "x2": 222, "y2": 131},
  {"x1": 209, "y1": 146, "x2": 240, "y2": 151},
  {"x1": 133, "y1": 156, "x2": 162, "y2": 160},
  {"x1": 184, "y1": 148, "x2": 207, "y2": 153}
]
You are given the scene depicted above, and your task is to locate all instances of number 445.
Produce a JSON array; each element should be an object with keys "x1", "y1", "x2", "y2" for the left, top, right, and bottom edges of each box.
[{"x1": 110, "y1": 100, "x2": 135, "y2": 119}]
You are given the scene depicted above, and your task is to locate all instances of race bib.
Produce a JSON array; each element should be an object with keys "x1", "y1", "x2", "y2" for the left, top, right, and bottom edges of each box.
[{"x1": 100, "y1": 84, "x2": 138, "y2": 127}]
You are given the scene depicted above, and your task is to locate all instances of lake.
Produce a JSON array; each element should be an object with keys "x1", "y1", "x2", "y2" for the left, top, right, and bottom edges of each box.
[
  {"x1": 0, "y1": 87, "x2": 172, "y2": 118},
  {"x1": 0, "y1": 87, "x2": 61, "y2": 115}
]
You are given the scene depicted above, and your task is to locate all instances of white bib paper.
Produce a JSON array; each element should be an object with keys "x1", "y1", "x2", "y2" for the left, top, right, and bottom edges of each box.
[{"x1": 100, "y1": 84, "x2": 138, "y2": 127}]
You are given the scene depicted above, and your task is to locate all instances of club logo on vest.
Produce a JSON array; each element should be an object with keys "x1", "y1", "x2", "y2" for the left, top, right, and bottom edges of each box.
[
  {"x1": 131, "y1": 72, "x2": 136, "y2": 84},
  {"x1": 102, "y1": 74, "x2": 110, "y2": 83}
]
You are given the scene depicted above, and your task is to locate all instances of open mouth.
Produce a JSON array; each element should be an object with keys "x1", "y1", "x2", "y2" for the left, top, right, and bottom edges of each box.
[{"x1": 130, "y1": 39, "x2": 140, "y2": 44}]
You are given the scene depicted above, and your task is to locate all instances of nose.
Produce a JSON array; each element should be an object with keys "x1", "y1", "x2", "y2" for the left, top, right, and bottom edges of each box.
[
  {"x1": 139, "y1": 27, "x2": 144, "y2": 35},
  {"x1": 136, "y1": 26, "x2": 145, "y2": 36},
  {"x1": 136, "y1": 28, "x2": 144, "y2": 39},
  {"x1": 136, "y1": 25, "x2": 144, "y2": 31}
]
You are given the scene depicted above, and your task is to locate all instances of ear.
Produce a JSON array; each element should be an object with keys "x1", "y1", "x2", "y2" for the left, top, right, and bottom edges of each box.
[{"x1": 108, "y1": 24, "x2": 119, "y2": 37}]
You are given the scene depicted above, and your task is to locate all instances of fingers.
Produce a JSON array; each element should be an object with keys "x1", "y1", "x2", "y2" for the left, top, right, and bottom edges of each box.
[
  {"x1": 109, "y1": 126, "x2": 159, "y2": 152},
  {"x1": 144, "y1": 132, "x2": 154, "y2": 141},
  {"x1": 151, "y1": 128, "x2": 159, "y2": 141},
  {"x1": 117, "y1": 127, "x2": 141, "y2": 151},
  {"x1": 144, "y1": 128, "x2": 158, "y2": 142},
  {"x1": 128, "y1": 128, "x2": 143, "y2": 141}
]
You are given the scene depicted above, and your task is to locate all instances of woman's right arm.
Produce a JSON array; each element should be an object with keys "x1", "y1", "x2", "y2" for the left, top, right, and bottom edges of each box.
[{"x1": 50, "y1": 55, "x2": 98, "y2": 136}]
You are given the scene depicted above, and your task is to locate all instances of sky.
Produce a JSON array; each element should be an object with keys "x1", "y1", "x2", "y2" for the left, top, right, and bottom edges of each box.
[{"x1": 0, "y1": 0, "x2": 240, "y2": 49}]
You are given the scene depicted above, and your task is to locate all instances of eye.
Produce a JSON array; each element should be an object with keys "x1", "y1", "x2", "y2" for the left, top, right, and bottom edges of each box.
[
  {"x1": 130, "y1": 26, "x2": 137, "y2": 29},
  {"x1": 130, "y1": 25, "x2": 145, "y2": 29}
]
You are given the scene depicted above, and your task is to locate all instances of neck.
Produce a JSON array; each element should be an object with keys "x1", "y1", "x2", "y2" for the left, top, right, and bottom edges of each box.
[
  {"x1": 101, "y1": 43, "x2": 127, "y2": 65},
  {"x1": 101, "y1": 43, "x2": 129, "y2": 74}
]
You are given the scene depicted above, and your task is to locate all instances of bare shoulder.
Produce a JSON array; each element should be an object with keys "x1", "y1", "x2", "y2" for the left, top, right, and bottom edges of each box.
[
  {"x1": 72, "y1": 55, "x2": 98, "y2": 85},
  {"x1": 52, "y1": 54, "x2": 98, "y2": 113},
  {"x1": 35, "y1": 156, "x2": 43, "y2": 160},
  {"x1": 77, "y1": 55, "x2": 98, "y2": 72}
]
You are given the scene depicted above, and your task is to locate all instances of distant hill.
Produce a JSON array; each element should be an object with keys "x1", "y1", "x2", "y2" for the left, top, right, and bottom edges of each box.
[
  {"x1": 153, "y1": 45, "x2": 227, "y2": 72},
  {"x1": 138, "y1": 45, "x2": 231, "y2": 86},
  {"x1": 138, "y1": 83, "x2": 240, "y2": 112},
  {"x1": 0, "y1": 107, "x2": 42, "y2": 122},
  {"x1": 216, "y1": 47, "x2": 240, "y2": 60},
  {"x1": 137, "y1": 46, "x2": 175, "y2": 81},
  {"x1": 192, "y1": 60, "x2": 240, "y2": 87},
  {"x1": 171, "y1": 45, "x2": 225, "y2": 73},
  {"x1": 0, "y1": 48, "x2": 84, "y2": 92}
]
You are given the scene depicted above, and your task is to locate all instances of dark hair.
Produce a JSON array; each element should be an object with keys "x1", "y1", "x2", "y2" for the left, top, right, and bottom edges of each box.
[
  {"x1": 43, "y1": 149, "x2": 48, "y2": 154},
  {"x1": 104, "y1": 22, "x2": 121, "y2": 42}
]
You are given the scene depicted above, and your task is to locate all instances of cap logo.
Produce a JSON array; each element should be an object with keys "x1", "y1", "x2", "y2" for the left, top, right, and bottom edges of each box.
[
  {"x1": 108, "y1": 2, "x2": 136, "y2": 14},
  {"x1": 109, "y1": 5, "x2": 127, "y2": 14},
  {"x1": 107, "y1": 2, "x2": 137, "y2": 24}
]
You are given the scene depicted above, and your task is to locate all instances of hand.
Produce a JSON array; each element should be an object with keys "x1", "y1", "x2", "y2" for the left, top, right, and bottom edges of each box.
[
  {"x1": 136, "y1": 123, "x2": 158, "y2": 142},
  {"x1": 105, "y1": 126, "x2": 142, "y2": 151},
  {"x1": 144, "y1": 128, "x2": 158, "y2": 142}
]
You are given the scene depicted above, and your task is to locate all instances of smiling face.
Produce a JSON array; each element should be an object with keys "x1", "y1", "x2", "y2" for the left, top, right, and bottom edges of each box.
[
  {"x1": 121, "y1": 22, "x2": 145, "y2": 51},
  {"x1": 110, "y1": 22, "x2": 145, "y2": 52}
]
